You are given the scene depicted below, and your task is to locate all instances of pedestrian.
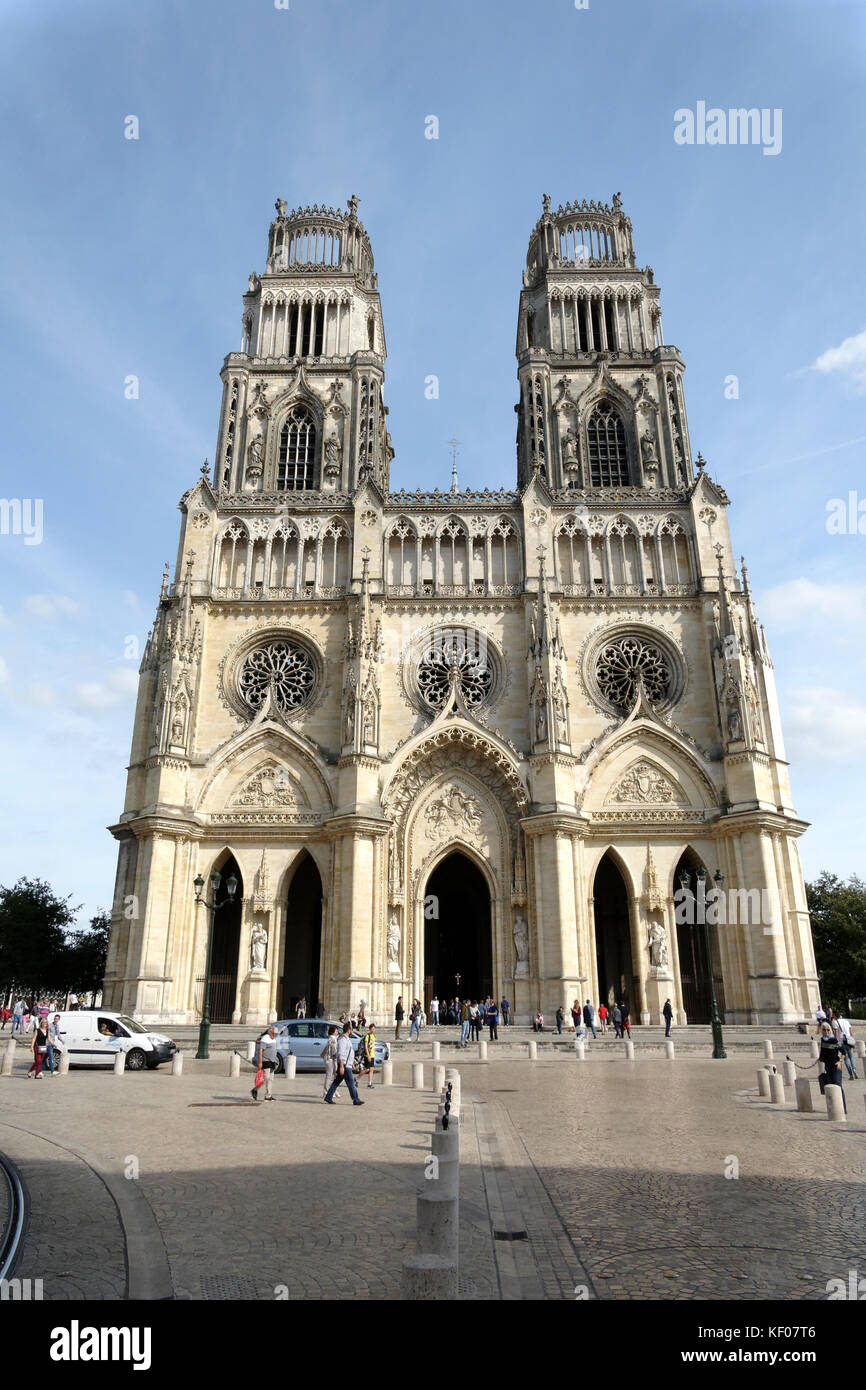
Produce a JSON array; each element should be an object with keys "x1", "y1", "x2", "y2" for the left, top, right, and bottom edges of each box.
[
  {"x1": 324, "y1": 1022, "x2": 365, "y2": 1106},
  {"x1": 46, "y1": 1014, "x2": 63, "y2": 1074},
  {"x1": 818, "y1": 1021, "x2": 847, "y2": 1112},
  {"x1": 0, "y1": 1003, "x2": 9, "y2": 1029},
  {"x1": 28, "y1": 1017, "x2": 50, "y2": 1079},
  {"x1": 320, "y1": 1024, "x2": 340, "y2": 1102},
  {"x1": 11, "y1": 998, "x2": 25, "y2": 1035},
  {"x1": 501, "y1": 996, "x2": 510, "y2": 1027},
  {"x1": 358, "y1": 1020, "x2": 378, "y2": 1089},
  {"x1": 583, "y1": 1000, "x2": 597, "y2": 1039},
  {"x1": 533, "y1": 1010, "x2": 544, "y2": 1033},
  {"x1": 487, "y1": 998, "x2": 499, "y2": 1041},
  {"x1": 611, "y1": 1003, "x2": 622, "y2": 1038},
  {"x1": 431, "y1": 996, "x2": 440, "y2": 1027},
  {"x1": 460, "y1": 999, "x2": 471, "y2": 1048},
  {"x1": 832, "y1": 1013, "x2": 858, "y2": 1080},
  {"x1": 598, "y1": 1002, "x2": 608, "y2": 1034},
  {"x1": 394, "y1": 996, "x2": 404, "y2": 1039},
  {"x1": 620, "y1": 1001, "x2": 631, "y2": 1038},
  {"x1": 815, "y1": 1004, "x2": 827, "y2": 1027},
  {"x1": 68, "y1": 992, "x2": 79, "y2": 1012},
  {"x1": 409, "y1": 998, "x2": 422, "y2": 1042},
  {"x1": 571, "y1": 999, "x2": 582, "y2": 1033},
  {"x1": 251, "y1": 1025, "x2": 278, "y2": 1102},
  {"x1": 556, "y1": 1005, "x2": 564, "y2": 1035},
  {"x1": 296, "y1": 996, "x2": 307, "y2": 1020},
  {"x1": 357, "y1": 1000, "x2": 367, "y2": 1028},
  {"x1": 663, "y1": 998, "x2": 673, "y2": 1038}
]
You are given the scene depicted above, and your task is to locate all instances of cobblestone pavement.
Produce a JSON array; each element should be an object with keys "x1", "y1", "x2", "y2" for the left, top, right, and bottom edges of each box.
[{"x1": 0, "y1": 1051, "x2": 863, "y2": 1300}]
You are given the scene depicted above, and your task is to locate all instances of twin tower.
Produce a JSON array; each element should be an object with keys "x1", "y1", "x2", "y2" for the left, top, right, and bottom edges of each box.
[{"x1": 104, "y1": 194, "x2": 819, "y2": 1031}]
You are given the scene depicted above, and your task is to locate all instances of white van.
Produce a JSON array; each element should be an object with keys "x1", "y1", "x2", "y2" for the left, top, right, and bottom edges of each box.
[{"x1": 53, "y1": 1010, "x2": 177, "y2": 1070}]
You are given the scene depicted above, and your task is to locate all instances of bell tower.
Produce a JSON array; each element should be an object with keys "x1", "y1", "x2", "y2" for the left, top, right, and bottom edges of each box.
[
  {"x1": 515, "y1": 192, "x2": 691, "y2": 493},
  {"x1": 214, "y1": 195, "x2": 393, "y2": 498}
]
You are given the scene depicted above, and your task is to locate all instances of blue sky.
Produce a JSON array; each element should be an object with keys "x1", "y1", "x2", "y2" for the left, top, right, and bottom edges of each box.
[{"x1": 1, "y1": 0, "x2": 864, "y2": 923}]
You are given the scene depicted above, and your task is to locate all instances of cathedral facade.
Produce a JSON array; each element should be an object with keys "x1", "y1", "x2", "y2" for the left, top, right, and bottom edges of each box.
[{"x1": 104, "y1": 194, "x2": 820, "y2": 1027}]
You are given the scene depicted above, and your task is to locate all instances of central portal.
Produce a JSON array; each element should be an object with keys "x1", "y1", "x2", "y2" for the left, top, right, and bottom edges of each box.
[{"x1": 424, "y1": 852, "x2": 492, "y2": 1004}]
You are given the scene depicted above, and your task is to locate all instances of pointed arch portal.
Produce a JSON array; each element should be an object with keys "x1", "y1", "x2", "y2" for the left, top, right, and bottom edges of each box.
[
  {"x1": 208, "y1": 854, "x2": 242, "y2": 1023},
  {"x1": 593, "y1": 851, "x2": 635, "y2": 1013},
  {"x1": 280, "y1": 852, "x2": 323, "y2": 1017},
  {"x1": 424, "y1": 852, "x2": 492, "y2": 1004}
]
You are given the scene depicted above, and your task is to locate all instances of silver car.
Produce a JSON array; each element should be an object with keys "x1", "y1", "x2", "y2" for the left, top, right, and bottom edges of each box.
[{"x1": 264, "y1": 1019, "x2": 390, "y2": 1073}]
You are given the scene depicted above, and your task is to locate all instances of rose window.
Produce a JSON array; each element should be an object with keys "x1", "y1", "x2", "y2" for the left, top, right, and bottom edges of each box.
[
  {"x1": 416, "y1": 631, "x2": 494, "y2": 712},
  {"x1": 238, "y1": 640, "x2": 316, "y2": 714},
  {"x1": 595, "y1": 636, "x2": 671, "y2": 710}
]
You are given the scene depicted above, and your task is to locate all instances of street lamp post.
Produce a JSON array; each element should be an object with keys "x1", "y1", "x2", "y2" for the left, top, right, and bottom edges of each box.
[
  {"x1": 193, "y1": 869, "x2": 238, "y2": 1060},
  {"x1": 680, "y1": 866, "x2": 727, "y2": 1059}
]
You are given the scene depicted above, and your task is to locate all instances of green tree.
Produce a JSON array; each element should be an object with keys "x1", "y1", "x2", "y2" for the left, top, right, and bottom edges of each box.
[
  {"x1": 0, "y1": 877, "x2": 80, "y2": 998},
  {"x1": 65, "y1": 910, "x2": 110, "y2": 1004},
  {"x1": 806, "y1": 872, "x2": 866, "y2": 1012}
]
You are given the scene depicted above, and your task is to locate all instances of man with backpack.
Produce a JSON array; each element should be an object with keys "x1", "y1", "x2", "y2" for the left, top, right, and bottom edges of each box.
[{"x1": 324, "y1": 1021, "x2": 365, "y2": 1106}]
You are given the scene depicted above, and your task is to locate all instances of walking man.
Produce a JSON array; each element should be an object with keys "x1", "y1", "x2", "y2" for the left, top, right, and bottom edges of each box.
[
  {"x1": 556, "y1": 1005, "x2": 564, "y2": 1035},
  {"x1": 295, "y1": 996, "x2": 307, "y2": 1020},
  {"x1": 583, "y1": 1000, "x2": 597, "y2": 1039},
  {"x1": 611, "y1": 1003, "x2": 622, "y2": 1038},
  {"x1": 833, "y1": 1013, "x2": 858, "y2": 1080},
  {"x1": 663, "y1": 998, "x2": 673, "y2": 1038},
  {"x1": 501, "y1": 996, "x2": 510, "y2": 1027},
  {"x1": 46, "y1": 1014, "x2": 63, "y2": 1074},
  {"x1": 251, "y1": 1024, "x2": 278, "y2": 1102},
  {"x1": 598, "y1": 1003, "x2": 608, "y2": 1035},
  {"x1": 620, "y1": 1001, "x2": 631, "y2": 1038},
  {"x1": 431, "y1": 996, "x2": 440, "y2": 1027},
  {"x1": 394, "y1": 996, "x2": 404, "y2": 1039},
  {"x1": 324, "y1": 1022, "x2": 365, "y2": 1106},
  {"x1": 487, "y1": 997, "x2": 500, "y2": 1042},
  {"x1": 320, "y1": 1024, "x2": 340, "y2": 1102},
  {"x1": 409, "y1": 998, "x2": 422, "y2": 1042},
  {"x1": 11, "y1": 998, "x2": 25, "y2": 1036},
  {"x1": 460, "y1": 999, "x2": 471, "y2": 1048}
]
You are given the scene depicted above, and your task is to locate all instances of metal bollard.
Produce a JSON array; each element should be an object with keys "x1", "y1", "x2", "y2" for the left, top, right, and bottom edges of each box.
[
  {"x1": 2, "y1": 1039, "x2": 16, "y2": 1076},
  {"x1": 769, "y1": 1071, "x2": 786, "y2": 1104},
  {"x1": 756, "y1": 1068, "x2": 771, "y2": 1098},
  {"x1": 431, "y1": 1041, "x2": 441, "y2": 1061},
  {"x1": 763, "y1": 1039, "x2": 774, "y2": 1060},
  {"x1": 824, "y1": 1084, "x2": 846, "y2": 1122},
  {"x1": 229, "y1": 1053, "x2": 241, "y2": 1078},
  {"x1": 794, "y1": 1076, "x2": 813, "y2": 1112},
  {"x1": 285, "y1": 1054, "x2": 297, "y2": 1079},
  {"x1": 401, "y1": 1254, "x2": 457, "y2": 1301},
  {"x1": 113, "y1": 1050, "x2": 126, "y2": 1075},
  {"x1": 478, "y1": 1040, "x2": 488, "y2": 1061},
  {"x1": 783, "y1": 1059, "x2": 797, "y2": 1088},
  {"x1": 625, "y1": 1040, "x2": 635, "y2": 1060},
  {"x1": 382, "y1": 1059, "x2": 393, "y2": 1086},
  {"x1": 412, "y1": 1062, "x2": 424, "y2": 1091},
  {"x1": 528, "y1": 1040, "x2": 537, "y2": 1061},
  {"x1": 171, "y1": 1051, "x2": 184, "y2": 1076}
]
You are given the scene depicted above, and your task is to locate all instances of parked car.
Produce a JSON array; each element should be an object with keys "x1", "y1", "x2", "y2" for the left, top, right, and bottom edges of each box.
[
  {"x1": 53, "y1": 1010, "x2": 177, "y2": 1070},
  {"x1": 253, "y1": 1019, "x2": 390, "y2": 1073}
]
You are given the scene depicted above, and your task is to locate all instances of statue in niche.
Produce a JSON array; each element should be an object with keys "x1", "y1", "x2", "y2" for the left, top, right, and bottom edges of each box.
[
  {"x1": 362, "y1": 695, "x2": 376, "y2": 743},
  {"x1": 247, "y1": 272, "x2": 260, "y2": 294},
  {"x1": 324, "y1": 434, "x2": 342, "y2": 477},
  {"x1": 513, "y1": 916, "x2": 530, "y2": 977},
  {"x1": 387, "y1": 914, "x2": 401, "y2": 971},
  {"x1": 171, "y1": 712, "x2": 184, "y2": 743},
  {"x1": 345, "y1": 697, "x2": 355, "y2": 741},
  {"x1": 726, "y1": 702, "x2": 742, "y2": 741},
  {"x1": 250, "y1": 922, "x2": 268, "y2": 971},
  {"x1": 648, "y1": 921, "x2": 669, "y2": 970},
  {"x1": 554, "y1": 689, "x2": 568, "y2": 741},
  {"x1": 535, "y1": 704, "x2": 548, "y2": 742},
  {"x1": 562, "y1": 425, "x2": 580, "y2": 474},
  {"x1": 246, "y1": 435, "x2": 264, "y2": 481}
]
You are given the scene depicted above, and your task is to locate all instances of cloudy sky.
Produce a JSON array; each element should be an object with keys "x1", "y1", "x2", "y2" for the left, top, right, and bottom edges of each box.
[{"x1": 0, "y1": 0, "x2": 863, "y2": 923}]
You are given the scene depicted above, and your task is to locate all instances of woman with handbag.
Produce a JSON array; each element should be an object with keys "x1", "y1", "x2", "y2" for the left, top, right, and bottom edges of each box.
[
  {"x1": 818, "y1": 1021, "x2": 847, "y2": 1113},
  {"x1": 28, "y1": 1019, "x2": 50, "y2": 1078}
]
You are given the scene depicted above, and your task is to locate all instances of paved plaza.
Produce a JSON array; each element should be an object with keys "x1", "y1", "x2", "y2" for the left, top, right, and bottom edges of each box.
[{"x1": 1, "y1": 1045, "x2": 864, "y2": 1301}]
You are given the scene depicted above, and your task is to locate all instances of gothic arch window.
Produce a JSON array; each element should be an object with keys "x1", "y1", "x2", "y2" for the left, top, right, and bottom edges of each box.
[
  {"x1": 217, "y1": 522, "x2": 249, "y2": 589},
  {"x1": 278, "y1": 405, "x2": 318, "y2": 490},
  {"x1": 438, "y1": 519, "x2": 469, "y2": 590},
  {"x1": 556, "y1": 516, "x2": 588, "y2": 589},
  {"x1": 320, "y1": 520, "x2": 350, "y2": 592},
  {"x1": 608, "y1": 518, "x2": 640, "y2": 589},
  {"x1": 586, "y1": 401, "x2": 629, "y2": 487},
  {"x1": 386, "y1": 518, "x2": 418, "y2": 589},
  {"x1": 659, "y1": 517, "x2": 691, "y2": 589},
  {"x1": 268, "y1": 521, "x2": 300, "y2": 593},
  {"x1": 489, "y1": 518, "x2": 519, "y2": 588},
  {"x1": 367, "y1": 314, "x2": 376, "y2": 351}
]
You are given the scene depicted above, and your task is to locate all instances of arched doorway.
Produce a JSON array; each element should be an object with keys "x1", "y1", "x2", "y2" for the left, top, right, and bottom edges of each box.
[
  {"x1": 674, "y1": 850, "x2": 726, "y2": 1023},
  {"x1": 208, "y1": 854, "x2": 242, "y2": 1023},
  {"x1": 280, "y1": 852, "x2": 322, "y2": 1018},
  {"x1": 593, "y1": 852, "x2": 635, "y2": 1013},
  {"x1": 424, "y1": 852, "x2": 492, "y2": 1006}
]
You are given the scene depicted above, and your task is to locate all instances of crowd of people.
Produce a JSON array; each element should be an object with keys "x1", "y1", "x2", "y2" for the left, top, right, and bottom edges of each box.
[{"x1": 1, "y1": 993, "x2": 86, "y2": 1034}]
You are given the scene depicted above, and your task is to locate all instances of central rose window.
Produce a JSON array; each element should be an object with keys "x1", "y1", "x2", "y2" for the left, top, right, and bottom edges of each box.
[
  {"x1": 408, "y1": 626, "x2": 502, "y2": 715},
  {"x1": 238, "y1": 639, "x2": 316, "y2": 714},
  {"x1": 595, "y1": 635, "x2": 671, "y2": 710}
]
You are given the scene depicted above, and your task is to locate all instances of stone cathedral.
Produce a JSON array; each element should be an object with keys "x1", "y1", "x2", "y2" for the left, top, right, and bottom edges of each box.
[{"x1": 105, "y1": 193, "x2": 819, "y2": 1028}]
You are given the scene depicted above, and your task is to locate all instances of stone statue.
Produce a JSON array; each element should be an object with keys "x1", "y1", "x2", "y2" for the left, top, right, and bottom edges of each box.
[
  {"x1": 324, "y1": 434, "x2": 342, "y2": 476},
  {"x1": 247, "y1": 435, "x2": 264, "y2": 480},
  {"x1": 387, "y1": 914, "x2": 401, "y2": 969},
  {"x1": 640, "y1": 430, "x2": 657, "y2": 464},
  {"x1": 171, "y1": 713, "x2": 184, "y2": 743},
  {"x1": 247, "y1": 272, "x2": 260, "y2": 294},
  {"x1": 513, "y1": 915, "x2": 529, "y2": 962},
  {"x1": 363, "y1": 695, "x2": 376, "y2": 743},
  {"x1": 542, "y1": 193, "x2": 551, "y2": 215},
  {"x1": 727, "y1": 703, "x2": 742, "y2": 741},
  {"x1": 535, "y1": 704, "x2": 547, "y2": 741},
  {"x1": 345, "y1": 697, "x2": 355, "y2": 741},
  {"x1": 648, "y1": 920, "x2": 669, "y2": 969},
  {"x1": 250, "y1": 922, "x2": 268, "y2": 971},
  {"x1": 562, "y1": 426, "x2": 579, "y2": 472},
  {"x1": 275, "y1": 198, "x2": 287, "y2": 217},
  {"x1": 612, "y1": 191, "x2": 623, "y2": 213}
]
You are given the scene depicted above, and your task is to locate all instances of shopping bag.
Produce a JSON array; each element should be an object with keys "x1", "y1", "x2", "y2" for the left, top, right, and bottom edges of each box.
[{"x1": 254, "y1": 1067, "x2": 265, "y2": 1089}]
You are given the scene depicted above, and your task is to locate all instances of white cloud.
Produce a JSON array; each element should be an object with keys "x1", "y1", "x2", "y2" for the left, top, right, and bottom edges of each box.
[
  {"x1": 0, "y1": 657, "x2": 8, "y2": 684},
  {"x1": 75, "y1": 666, "x2": 139, "y2": 709},
  {"x1": 24, "y1": 594, "x2": 83, "y2": 621},
  {"x1": 808, "y1": 328, "x2": 866, "y2": 393},
  {"x1": 123, "y1": 590, "x2": 140, "y2": 611},
  {"x1": 108, "y1": 667, "x2": 140, "y2": 695},
  {"x1": 784, "y1": 686, "x2": 866, "y2": 763},
  {"x1": 759, "y1": 578, "x2": 866, "y2": 628}
]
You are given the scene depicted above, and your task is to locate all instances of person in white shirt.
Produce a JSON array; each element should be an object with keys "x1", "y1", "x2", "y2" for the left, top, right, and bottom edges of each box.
[
  {"x1": 431, "y1": 997, "x2": 440, "y2": 1026},
  {"x1": 832, "y1": 1014, "x2": 858, "y2": 1080},
  {"x1": 323, "y1": 1023, "x2": 365, "y2": 1106}
]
